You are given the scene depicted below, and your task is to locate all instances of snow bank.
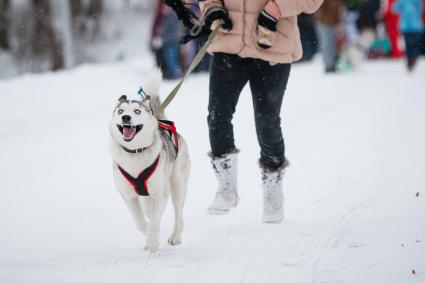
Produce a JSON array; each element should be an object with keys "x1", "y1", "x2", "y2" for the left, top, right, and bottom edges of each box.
[{"x1": 0, "y1": 58, "x2": 424, "y2": 283}]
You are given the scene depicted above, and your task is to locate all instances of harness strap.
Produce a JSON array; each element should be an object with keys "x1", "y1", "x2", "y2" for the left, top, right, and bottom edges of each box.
[
  {"x1": 118, "y1": 155, "x2": 160, "y2": 196},
  {"x1": 159, "y1": 120, "x2": 179, "y2": 153}
]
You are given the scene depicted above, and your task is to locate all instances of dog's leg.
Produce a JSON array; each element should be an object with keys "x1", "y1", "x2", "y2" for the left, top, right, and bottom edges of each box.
[
  {"x1": 168, "y1": 182, "x2": 186, "y2": 246},
  {"x1": 120, "y1": 194, "x2": 148, "y2": 235},
  {"x1": 142, "y1": 197, "x2": 153, "y2": 221},
  {"x1": 145, "y1": 194, "x2": 168, "y2": 253},
  {"x1": 168, "y1": 155, "x2": 190, "y2": 246}
]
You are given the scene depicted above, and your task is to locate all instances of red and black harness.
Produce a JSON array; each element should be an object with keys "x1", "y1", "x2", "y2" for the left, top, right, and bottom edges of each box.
[{"x1": 117, "y1": 120, "x2": 179, "y2": 196}]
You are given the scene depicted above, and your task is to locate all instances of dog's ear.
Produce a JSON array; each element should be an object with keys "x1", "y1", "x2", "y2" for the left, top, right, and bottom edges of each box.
[{"x1": 118, "y1": 95, "x2": 127, "y2": 103}]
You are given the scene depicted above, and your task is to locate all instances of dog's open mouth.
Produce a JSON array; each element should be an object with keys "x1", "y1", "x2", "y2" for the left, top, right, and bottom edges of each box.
[{"x1": 117, "y1": 124, "x2": 143, "y2": 142}]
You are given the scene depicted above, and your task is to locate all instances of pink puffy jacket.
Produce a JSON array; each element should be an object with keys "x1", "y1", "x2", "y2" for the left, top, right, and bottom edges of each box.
[{"x1": 199, "y1": 0, "x2": 324, "y2": 63}]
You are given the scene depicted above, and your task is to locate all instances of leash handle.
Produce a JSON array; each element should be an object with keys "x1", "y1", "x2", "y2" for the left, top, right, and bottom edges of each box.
[{"x1": 159, "y1": 22, "x2": 222, "y2": 114}]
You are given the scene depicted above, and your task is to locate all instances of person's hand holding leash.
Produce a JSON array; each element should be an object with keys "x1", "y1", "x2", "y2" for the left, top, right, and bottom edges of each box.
[{"x1": 200, "y1": 0, "x2": 233, "y2": 32}]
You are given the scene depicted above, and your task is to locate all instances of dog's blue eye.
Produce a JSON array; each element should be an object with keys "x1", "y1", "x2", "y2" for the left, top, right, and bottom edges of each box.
[
  {"x1": 134, "y1": 109, "x2": 141, "y2": 115},
  {"x1": 117, "y1": 109, "x2": 123, "y2": 115}
]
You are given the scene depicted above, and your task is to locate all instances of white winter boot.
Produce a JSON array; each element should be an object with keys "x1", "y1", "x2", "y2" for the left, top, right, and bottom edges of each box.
[
  {"x1": 261, "y1": 161, "x2": 289, "y2": 223},
  {"x1": 208, "y1": 152, "x2": 239, "y2": 214}
]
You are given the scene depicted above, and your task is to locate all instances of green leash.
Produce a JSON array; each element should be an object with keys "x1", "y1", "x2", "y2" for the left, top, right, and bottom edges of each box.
[{"x1": 158, "y1": 24, "x2": 221, "y2": 114}]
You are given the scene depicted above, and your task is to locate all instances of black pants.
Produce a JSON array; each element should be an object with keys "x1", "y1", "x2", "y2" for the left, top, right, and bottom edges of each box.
[{"x1": 208, "y1": 53, "x2": 291, "y2": 170}]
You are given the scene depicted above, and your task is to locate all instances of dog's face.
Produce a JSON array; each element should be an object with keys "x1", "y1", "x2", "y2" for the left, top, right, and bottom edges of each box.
[{"x1": 110, "y1": 95, "x2": 158, "y2": 149}]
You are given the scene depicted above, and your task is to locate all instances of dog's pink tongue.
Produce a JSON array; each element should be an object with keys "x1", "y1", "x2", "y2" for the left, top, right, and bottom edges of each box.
[{"x1": 123, "y1": 127, "x2": 136, "y2": 140}]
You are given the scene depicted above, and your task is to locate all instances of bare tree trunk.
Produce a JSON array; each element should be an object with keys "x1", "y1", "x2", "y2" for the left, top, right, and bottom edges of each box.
[
  {"x1": 69, "y1": 0, "x2": 81, "y2": 35},
  {"x1": 32, "y1": 0, "x2": 63, "y2": 71},
  {"x1": 51, "y1": 1, "x2": 75, "y2": 68},
  {"x1": 87, "y1": 0, "x2": 103, "y2": 19},
  {"x1": 0, "y1": 0, "x2": 10, "y2": 49},
  {"x1": 70, "y1": 0, "x2": 82, "y2": 19},
  {"x1": 87, "y1": 0, "x2": 103, "y2": 38}
]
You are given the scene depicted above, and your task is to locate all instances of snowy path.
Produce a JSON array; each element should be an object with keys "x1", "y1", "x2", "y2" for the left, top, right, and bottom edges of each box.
[{"x1": 0, "y1": 59, "x2": 424, "y2": 283}]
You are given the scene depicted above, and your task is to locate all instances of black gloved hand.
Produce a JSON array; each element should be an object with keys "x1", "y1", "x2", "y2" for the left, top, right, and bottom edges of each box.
[
  {"x1": 181, "y1": 3, "x2": 232, "y2": 44},
  {"x1": 165, "y1": 0, "x2": 198, "y2": 29},
  {"x1": 203, "y1": 5, "x2": 233, "y2": 31},
  {"x1": 257, "y1": 0, "x2": 281, "y2": 49}
]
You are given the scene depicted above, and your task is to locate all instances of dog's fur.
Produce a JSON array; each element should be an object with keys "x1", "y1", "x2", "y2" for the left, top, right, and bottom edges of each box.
[{"x1": 110, "y1": 70, "x2": 190, "y2": 252}]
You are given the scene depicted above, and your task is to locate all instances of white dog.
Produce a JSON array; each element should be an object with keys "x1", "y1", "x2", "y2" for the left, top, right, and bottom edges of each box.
[{"x1": 110, "y1": 71, "x2": 190, "y2": 252}]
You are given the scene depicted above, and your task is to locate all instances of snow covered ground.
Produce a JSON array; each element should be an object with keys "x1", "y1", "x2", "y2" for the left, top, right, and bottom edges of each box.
[{"x1": 0, "y1": 58, "x2": 424, "y2": 283}]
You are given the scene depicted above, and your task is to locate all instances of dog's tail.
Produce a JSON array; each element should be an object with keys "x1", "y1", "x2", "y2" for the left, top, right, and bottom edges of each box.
[
  {"x1": 142, "y1": 69, "x2": 164, "y2": 119},
  {"x1": 143, "y1": 68, "x2": 162, "y2": 98}
]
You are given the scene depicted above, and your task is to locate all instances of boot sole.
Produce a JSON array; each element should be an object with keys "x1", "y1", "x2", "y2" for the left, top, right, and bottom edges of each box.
[
  {"x1": 262, "y1": 218, "x2": 283, "y2": 224},
  {"x1": 207, "y1": 208, "x2": 232, "y2": 215},
  {"x1": 262, "y1": 214, "x2": 284, "y2": 223},
  {"x1": 207, "y1": 202, "x2": 238, "y2": 215}
]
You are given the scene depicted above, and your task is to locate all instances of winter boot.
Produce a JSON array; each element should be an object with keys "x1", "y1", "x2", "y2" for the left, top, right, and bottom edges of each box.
[
  {"x1": 208, "y1": 152, "x2": 239, "y2": 214},
  {"x1": 261, "y1": 161, "x2": 289, "y2": 223}
]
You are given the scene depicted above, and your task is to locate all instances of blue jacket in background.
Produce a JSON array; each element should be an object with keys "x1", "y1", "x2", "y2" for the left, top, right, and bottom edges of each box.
[{"x1": 393, "y1": 0, "x2": 424, "y2": 32}]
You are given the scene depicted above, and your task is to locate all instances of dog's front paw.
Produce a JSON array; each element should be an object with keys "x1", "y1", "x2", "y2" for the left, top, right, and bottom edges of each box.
[
  {"x1": 137, "y1": 224, "x2": 147, "y2": 235},
  {"x1": 168, "y1": 232, "x2": 182, "y2": 246},
  {"x1": 145, "y1": 236, "x2": 159, "y2": 253}
]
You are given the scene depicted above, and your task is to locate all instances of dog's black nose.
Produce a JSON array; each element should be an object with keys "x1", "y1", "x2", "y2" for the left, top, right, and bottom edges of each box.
[{"x1": 122, "y1": 115, "x2": 131, "y2": 123}]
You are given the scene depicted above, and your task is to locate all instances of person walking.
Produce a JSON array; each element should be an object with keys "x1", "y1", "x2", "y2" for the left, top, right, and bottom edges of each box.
[
  {"x1": 393, "y1": 0, "x2": 424, "y2": 71},
  {"x1": 198, "y1": 0, "x2": 323, "y2": 223},
  {"x1": 384, "y1": 0, "x2": 404, "y2": 59},
  {"x1": 298, "y1": 13, "x2": 319, "y2": 62},
  {"x1": 315, "y1": 0, "x2": 344, "y2": 73},
  {"x1": 151, "y1": 0, "x2": 183, "y2": 80},
  {"x1": 356, "y1": 0, "x2": 381, "y2": 52}
]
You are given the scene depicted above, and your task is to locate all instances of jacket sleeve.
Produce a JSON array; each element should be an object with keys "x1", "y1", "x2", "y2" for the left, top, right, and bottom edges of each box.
[{"x1": 274, "y1": 0, "x2": 324, "y2": 17}]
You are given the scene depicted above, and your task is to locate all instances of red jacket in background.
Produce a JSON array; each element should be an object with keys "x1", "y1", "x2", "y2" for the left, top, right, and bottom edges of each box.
[{"x1": 384, "y1": 0, "x2": 403, "y2": 58}]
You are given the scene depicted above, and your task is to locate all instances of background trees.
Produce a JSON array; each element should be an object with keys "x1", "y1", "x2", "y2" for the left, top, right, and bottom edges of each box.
[
  {"x1": 0, "y1": 0, "x2": 153, "y2": 76},
  {"x1": 0, "y1": 0, "x2": 10, "y2": 50}
]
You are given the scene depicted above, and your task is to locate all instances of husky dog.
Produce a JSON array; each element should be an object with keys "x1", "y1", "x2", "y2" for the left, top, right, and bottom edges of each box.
[{"x1": 110, "y1": 71, "x2": 190, "y2": 252}]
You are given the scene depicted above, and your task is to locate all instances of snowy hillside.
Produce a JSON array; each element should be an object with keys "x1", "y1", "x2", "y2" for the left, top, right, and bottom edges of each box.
[{"x1": 0, "y1": 58, "x2": 424, "y2": 283}]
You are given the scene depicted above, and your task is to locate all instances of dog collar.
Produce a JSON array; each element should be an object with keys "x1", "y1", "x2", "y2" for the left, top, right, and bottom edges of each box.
[
  {"x1": 121, "y1": 120, "x2": 178, "y2": 154},
  {"x1": 122, "y1": 146, "x2": 149, "y2": 154}
]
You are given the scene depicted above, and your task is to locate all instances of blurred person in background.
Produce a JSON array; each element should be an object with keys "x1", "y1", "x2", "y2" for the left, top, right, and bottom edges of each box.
[
  {"x1": 367, "y1": 23, "x2": 392, "y2": 58},
  {"x1": 393, "y1": 0, "x2": 424, "y2": 71},
  {"x1": 298, "y1": 13, "x2": 319, "y2": 62},
  {"x1": 181, "y1": 0, "x2": 213, "y2": 73},
  {"x1": 423, "y1": 0, "x2": 425, "y2": 55},
  {"x1": 341, "y1": 0, "x2": 366, "y2": 71},
  {"x1": 151, "y1": 0, "x2": 183, "y2": 80},
  {"x1": 356, "y1": 0, "x2": 381, "y2": 52},
  {"x1": 383, "y1": 0, "x2": 404, "y2": 58},
  {"x1": 315, "y1": 0, "x2": 344, "y2": 73}
]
